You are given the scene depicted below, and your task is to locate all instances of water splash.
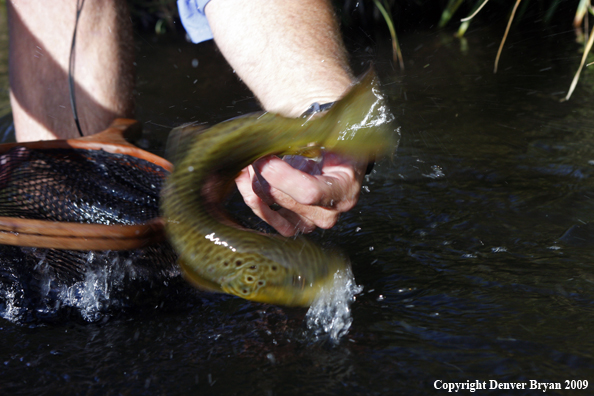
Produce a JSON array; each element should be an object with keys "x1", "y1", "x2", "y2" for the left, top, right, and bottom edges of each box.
[
  {"x1": 305, "y1": 267, "x2": 362, "y2": 343},
  {"x1": 0, "y1": 245, "x2": 180, "y2": 324},
  {"x1": 56, "y1": 253, "x2": 128, "y2": 322}
]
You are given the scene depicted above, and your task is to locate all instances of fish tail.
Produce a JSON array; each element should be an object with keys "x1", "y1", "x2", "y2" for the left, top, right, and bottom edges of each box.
[{"x1": 307, "y1": 68, "x2": 398, "y2": 161}]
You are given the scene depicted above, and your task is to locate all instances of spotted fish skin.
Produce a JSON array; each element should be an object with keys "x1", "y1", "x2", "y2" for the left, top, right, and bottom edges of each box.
[{"x1": 161, "y1": 69, "x2": 398, "y2": 307}]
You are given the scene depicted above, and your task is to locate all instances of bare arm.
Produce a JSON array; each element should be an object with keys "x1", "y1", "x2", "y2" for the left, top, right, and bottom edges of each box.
[
  {"x1": 206, "y1": 0, "x2": 368, "y2": 236},
  {"x1": 205, "y1": 0, "x2": 353, "y2": 117}
]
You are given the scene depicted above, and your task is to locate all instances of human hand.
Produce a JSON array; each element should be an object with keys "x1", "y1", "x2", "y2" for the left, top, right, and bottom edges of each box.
[{"x1": 235, "y1": 152, "x2": 368, "y2": 237}]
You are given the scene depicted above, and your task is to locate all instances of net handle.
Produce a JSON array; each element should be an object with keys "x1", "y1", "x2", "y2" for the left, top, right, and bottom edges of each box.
[
  {"x1": 0, "y1": 119, "x2": 173, "y2": 250},
  {"x1": 0, "y1": 218, "x2": 166, "y2": 250}
]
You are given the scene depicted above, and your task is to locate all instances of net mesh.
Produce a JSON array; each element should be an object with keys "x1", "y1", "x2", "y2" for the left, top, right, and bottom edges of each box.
[
  {"x1": 0, "y1": 146, "x2": 166, "y2": 223},
  {"x1": 0, "y1": 146, "x2": 182, "y2": 323}
]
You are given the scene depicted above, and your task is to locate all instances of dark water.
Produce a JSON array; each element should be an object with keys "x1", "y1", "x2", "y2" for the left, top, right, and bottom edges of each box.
[{"x1": 2, "y1": 11, "x2": 594, "y2": 396}]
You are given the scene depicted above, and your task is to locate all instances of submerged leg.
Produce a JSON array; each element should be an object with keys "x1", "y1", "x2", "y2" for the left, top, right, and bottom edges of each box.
[{"x1": 8, "y1": 0, "x2": 134, "y2": 141}]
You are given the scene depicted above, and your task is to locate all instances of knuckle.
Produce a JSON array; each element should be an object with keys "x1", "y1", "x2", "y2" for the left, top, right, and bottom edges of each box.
[
  {"x1": 339, "y1": 198, "x2": 357, "y2": 212},
  {"x1": 298, "y1": 188, "x2": 324, "y2": 206},
  {"x1": 316, "y1": 214, "x2": 339, "y2": 230},
  {"x1": 242, "y1": 194, "x2": 261, "y2": 209}
]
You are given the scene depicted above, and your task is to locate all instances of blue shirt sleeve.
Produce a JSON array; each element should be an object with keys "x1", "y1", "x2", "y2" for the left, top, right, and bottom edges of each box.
[{"x1": 177, "y1": 0, "x2": 213, "y2": 44}]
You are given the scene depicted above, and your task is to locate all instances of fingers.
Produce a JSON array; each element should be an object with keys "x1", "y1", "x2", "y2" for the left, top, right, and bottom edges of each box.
[
  {"x1": 235, "y1": 153, "x2": 367, "y2": 236},
  {"x1": 252, "y1": 154, "x2": 363, "y2": 211},
  {"x1": 235, "y1": 166, "x2": 315, "y2": 236}
]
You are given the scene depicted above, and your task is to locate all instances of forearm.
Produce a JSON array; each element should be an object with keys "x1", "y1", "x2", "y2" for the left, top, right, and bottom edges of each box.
[{"x1": 205, "y1": 0, "x2": 353, "y2": 117}]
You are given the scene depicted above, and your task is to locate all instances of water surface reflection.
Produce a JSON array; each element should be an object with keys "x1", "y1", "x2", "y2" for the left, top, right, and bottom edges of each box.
[{"x1": 1, "y1": 18, "x2": 594, "y2": 395}]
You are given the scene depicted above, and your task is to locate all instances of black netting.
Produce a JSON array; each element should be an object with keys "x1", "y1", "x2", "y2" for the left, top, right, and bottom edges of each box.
[
  {"x1": 0, "y1": 242, "x2": 183, "y2": 324},
  {"x1": 0, "y1": 146, "x2": 184, "y2": 324},
  {"x1": 0, "y1": 146, "x2": 166, "y2": 224}
]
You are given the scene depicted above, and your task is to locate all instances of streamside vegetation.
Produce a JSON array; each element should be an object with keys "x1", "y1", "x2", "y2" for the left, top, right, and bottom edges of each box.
[
  {"x1": 344, "y1": 0, "x2": 594, "y2": 100},
  {"x1": 126, "y1": 0, "x2": 594, "y2": 100},
  {"x1": 436, "y1": 0, "x2": 594, "y2": 99}
]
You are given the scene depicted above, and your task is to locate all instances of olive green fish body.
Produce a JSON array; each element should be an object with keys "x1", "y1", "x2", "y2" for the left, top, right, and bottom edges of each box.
[{"x1": 162, "y1": 69, "x2": 397, "y2": 306}]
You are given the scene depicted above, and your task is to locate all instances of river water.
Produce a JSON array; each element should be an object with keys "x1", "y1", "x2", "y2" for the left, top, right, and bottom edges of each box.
[{"x1": 1, "y1": 6, "x2": 594, "y2": 395}]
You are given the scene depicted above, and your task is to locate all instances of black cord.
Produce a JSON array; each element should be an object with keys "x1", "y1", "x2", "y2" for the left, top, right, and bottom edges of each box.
[{"x1": 68, "y1": 0, "x2": 85, "y2": 137}]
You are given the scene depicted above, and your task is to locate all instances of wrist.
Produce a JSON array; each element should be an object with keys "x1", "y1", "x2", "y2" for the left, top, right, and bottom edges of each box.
[
  {"x1": 301, "y1": 100, "x2": 376, "y2": 175},
  {"x1": 262, "y1": 81, "x2": 352, "y2": 118}
]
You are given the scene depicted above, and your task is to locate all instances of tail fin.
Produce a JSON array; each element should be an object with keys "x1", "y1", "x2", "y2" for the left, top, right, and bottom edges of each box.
[{"x1": 315, "y1": 68, "x2": 399, "y2": 161}]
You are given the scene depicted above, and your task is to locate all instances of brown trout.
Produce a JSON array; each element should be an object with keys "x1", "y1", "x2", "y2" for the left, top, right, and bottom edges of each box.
[{"x1": 161, "y1": 69, "x2": 398, "y2": 306}]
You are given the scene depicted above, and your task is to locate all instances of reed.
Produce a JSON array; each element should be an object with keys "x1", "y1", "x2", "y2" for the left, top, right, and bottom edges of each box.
[
  {"x1": 360, "y1": 0, "x2": 594, "y2": 100},
  {"x1": 439, "y1": 0, "x2": 594, "y2": 99},
  {"x1": 371, "y1": 0, "x2": 404, "y2": 70},
  {"x1": 125, "y1": 0, "x2": 594, "y2": 100}
]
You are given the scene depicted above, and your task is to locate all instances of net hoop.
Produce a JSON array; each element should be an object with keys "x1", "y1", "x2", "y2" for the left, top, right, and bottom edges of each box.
[{"x1": 0, "y1": 118, "x2": 172, "y2": 250}]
